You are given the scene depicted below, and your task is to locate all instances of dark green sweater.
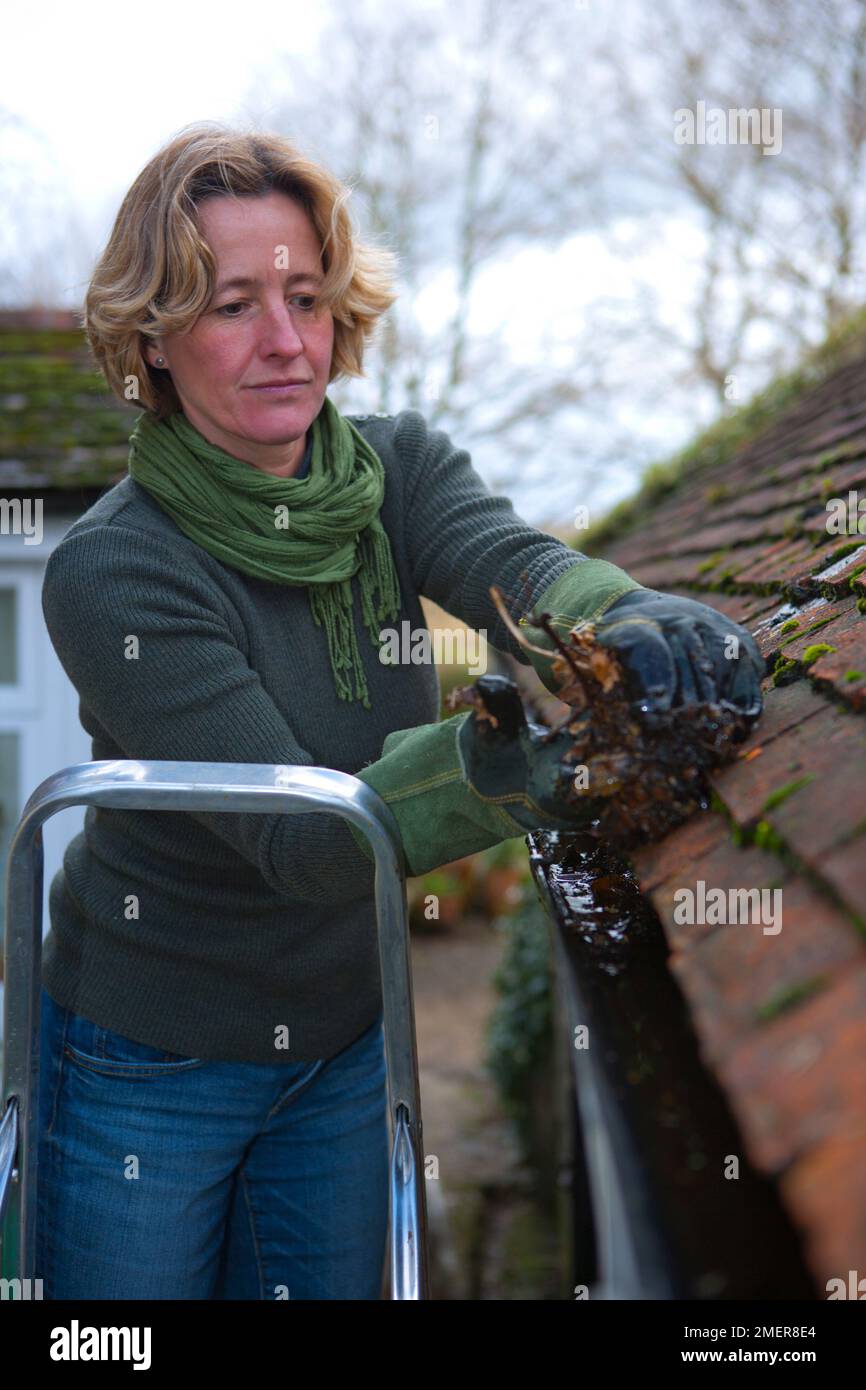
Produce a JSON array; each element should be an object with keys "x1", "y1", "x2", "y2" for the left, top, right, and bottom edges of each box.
[{"x1": 41, "y1": 408, "x2": 587, "y2": 1062}]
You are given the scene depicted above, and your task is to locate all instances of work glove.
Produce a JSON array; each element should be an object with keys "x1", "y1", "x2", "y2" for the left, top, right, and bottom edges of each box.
[
  {"x1": 591, "y1": 588, "x2": 765, "y2": 723},
  {"x1": 520, "y1": 564, "x2": 764, "y2": 725},
  {"x1": 347, "y1": 675, "x2": 598, "y2": 877}
]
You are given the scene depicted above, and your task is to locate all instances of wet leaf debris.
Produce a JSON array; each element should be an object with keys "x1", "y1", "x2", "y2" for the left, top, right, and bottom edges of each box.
[{"x1": 476, "y1": 586, "x2": 761, "y2": 851}]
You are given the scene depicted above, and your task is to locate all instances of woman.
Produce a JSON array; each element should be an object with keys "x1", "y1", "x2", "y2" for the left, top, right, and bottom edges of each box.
[{"x1": 35, "y1": 124, "x2": 763, "y2": 1300}]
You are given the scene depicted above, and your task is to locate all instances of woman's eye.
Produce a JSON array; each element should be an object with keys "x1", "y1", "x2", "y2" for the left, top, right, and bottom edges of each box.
[{"x1": 216, "y1": 296, "x2": 316, "y2": 316}]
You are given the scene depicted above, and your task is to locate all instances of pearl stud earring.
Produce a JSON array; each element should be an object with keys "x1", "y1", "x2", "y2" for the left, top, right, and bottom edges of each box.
[{"x1": 155, "y1": 356, "x2": 165, "y2": 367}]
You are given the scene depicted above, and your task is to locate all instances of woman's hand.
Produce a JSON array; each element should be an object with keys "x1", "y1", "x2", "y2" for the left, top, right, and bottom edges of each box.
[
  {"x1": 457, "y1": 674, "x2": 598, "y2": 828},
  {"x1": 592, "y1": 588, "x2": 766, "y2": 725},
  {"x1": 348, "y1": 674, "x2": 601, "y2": 877}
]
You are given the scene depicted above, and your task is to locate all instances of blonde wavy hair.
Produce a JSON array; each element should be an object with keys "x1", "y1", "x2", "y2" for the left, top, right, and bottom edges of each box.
[{"x1": 84, "y1": 123, "x2": 398, "y2": 418}]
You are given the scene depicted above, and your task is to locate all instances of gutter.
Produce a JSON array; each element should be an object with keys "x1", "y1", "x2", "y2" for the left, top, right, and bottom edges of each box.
[{"x1": 527, "y1": 828, "x2": 817, "y2": 1300}]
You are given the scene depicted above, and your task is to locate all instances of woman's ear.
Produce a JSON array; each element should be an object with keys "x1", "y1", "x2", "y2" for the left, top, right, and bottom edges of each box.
[{"x1": 143, "y1": 339, "x2": 167, "y2": 369}]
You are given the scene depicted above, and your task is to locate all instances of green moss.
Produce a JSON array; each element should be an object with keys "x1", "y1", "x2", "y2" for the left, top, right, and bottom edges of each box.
[
  {"x1": 844, "y1": 669, "x2": 866, "y2": 682},
  {"x1": 816, "y1": 440, "x2": 866, "y2": 468},
  {"x1": 0, "y1": 325, "x2": 132, "y2": 485},
  {"x1": 755, "y1": 976, "x2": 829, "y2": 1023},
  {"x1": 705, "y1": 483, "x2": 730, "y2": 503},
  {"x1": 697, "y1": 551, "x2": 726, "y2": 574},
  {"x1": 779, "y1": 619, "x2": 800, "y2": 634},
  {"x1": 858, "y1": 596, "x2": 866, "y2": 615},
  {"x1": 823, "y1": 540, "x2": 865, "y2": 564},
  {"x1": 772, "y1": 657, "x2": 798, "y2": 686},
  {"x1": 710, "y1": 793, "x2": 791, "y2": 858},
  {"x1": 754, "y1": 819, "x2": 785, "y2": 853},
  {"x1": 761, "y1": 775, "x2": 815, "y2": 812},
  {"x1": 778, "y1": 614, "x2": 836, "y2": 648},
  {"x1": 582, "y1": 303, "x2": 866, "y2": 553},
  {"x1": 486, "y1": 896, "x2": 554, "y2": 1155},
  {"x1": 801, "y1": 643, "x2": 836, "y2": 666}
]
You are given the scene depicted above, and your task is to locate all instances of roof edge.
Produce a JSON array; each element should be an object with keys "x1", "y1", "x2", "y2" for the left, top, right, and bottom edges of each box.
[{"x1": 583, "y1": 303, "x2": 866, "y2": 554}]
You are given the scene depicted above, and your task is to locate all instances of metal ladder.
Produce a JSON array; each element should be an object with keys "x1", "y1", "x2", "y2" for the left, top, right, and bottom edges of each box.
[{"x1": 0, "y1": 759, "x2": 429, "y2": 1299}]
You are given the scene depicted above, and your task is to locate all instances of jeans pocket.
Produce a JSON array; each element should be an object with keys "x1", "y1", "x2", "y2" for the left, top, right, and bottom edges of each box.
[
  {"x1": 62, "y1": 1011, "x2": 204, "y2": 1077},
  {"x1": 38, "y1": 989, "x2": 70, "y2": 1138}
]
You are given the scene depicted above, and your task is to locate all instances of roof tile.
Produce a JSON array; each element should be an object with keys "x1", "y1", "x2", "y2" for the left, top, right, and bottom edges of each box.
[
  {"x1": 712, "y1": 702, "x2": 866, "y2": 865},
  {"x1": 780, "y1": 1136, "x2": 866, "y2": 1290},
  {"x1": 718, "y1": 965, "x2": 866, "y2": 1175},
  {"x1": 594, "y1": 342, "x2": 866, "y2": 1287},
  {"x1": 666, "y1": 876, "x2": 865, "y2": 1069}
]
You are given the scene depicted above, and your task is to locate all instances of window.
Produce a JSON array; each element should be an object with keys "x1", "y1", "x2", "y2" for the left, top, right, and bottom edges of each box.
[
  {"x1": 0, "y1": 732, "x2": 19, "y2": 938},
  {"x1": 0, "y1": 588, "x2": 17, "y2": 684}
]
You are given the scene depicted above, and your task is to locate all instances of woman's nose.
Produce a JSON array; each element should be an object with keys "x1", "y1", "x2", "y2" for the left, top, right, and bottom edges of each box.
[{"x1": 258, "y1": 302, "x2": 305, "y2": 356}]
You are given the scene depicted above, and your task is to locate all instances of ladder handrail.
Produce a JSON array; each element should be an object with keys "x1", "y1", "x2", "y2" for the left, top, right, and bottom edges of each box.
[{"x1": 0, "y1": 758, "x2": 429, "y2": 1299}]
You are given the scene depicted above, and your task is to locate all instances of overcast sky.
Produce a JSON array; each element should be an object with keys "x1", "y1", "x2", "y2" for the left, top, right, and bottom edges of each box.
[
  {"x1": 2, "y1": 0, "x2": 722, "y2": 525},
  {"x1": 2, "y1": 1, "x2": 326, "y2": 239}
]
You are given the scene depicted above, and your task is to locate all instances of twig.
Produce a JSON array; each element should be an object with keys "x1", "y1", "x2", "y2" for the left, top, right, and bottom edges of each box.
[
  {"x1": 529, "y1": 607, "x2": 586, "y2": 682},
  {"x1": 489, "y1": 582, "x2": 591, "y2": 701},
  {"x1": 488, "y1": 584, "x2": 555, "y2": 658}
]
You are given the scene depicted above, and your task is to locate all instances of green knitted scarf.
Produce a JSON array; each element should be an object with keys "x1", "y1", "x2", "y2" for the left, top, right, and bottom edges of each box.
[{"x1": 127, "y1": 397, "x2": 401, "y2": 710}]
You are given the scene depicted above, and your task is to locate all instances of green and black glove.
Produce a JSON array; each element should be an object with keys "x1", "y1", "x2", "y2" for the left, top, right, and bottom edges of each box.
[
  {"x1": 591, "y1": 588, "x2": 765, "y2": 721},
  {"x1": 348, "y1": 675, "x2": 598, "y2": 877},
  {"x1": 518, "y1": 558, "x2": 644, "y2": 692},
  {"x1": 520, "y1": 561, "x2": 764, "y2": 724}
]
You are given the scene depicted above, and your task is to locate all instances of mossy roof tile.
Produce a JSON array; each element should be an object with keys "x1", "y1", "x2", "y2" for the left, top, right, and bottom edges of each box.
[
  {"x1": 0, "y1": 312, "x2": 132, "y2": 489},
  {"x1": 589, "y1": 318, "x2": 866, "y2": 1289}
]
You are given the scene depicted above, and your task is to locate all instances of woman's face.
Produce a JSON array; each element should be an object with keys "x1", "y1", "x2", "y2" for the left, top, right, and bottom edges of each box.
[{"x1": 143, "y1": 190, "x2": 334, "y2": 475}]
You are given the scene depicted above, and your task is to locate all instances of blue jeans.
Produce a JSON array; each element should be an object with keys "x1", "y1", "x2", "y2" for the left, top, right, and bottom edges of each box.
[{"x1": 35, "y1": 985, "x2": 389, "y2": 1300}]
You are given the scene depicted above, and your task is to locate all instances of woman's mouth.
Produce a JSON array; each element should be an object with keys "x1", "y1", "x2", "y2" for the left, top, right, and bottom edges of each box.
[{"x1": 248, "y1": 381, "x2": 310, "y2": 397}]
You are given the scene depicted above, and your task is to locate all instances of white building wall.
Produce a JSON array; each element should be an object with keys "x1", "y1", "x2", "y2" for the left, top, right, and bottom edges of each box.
[{"x1": 0, "y1": 513, "x2": 91, "y2": 1041}]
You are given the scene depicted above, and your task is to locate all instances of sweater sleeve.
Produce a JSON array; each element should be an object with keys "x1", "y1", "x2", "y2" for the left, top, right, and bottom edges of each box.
[
  {"x1": 41, "y1": 523, "x2": 377, "y2": 907},
  {"x1": 394, "y1": 409, "x2": 591, "y2": 661}
]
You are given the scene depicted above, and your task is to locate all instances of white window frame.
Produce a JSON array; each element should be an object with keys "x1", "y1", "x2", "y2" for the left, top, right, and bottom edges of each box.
[{"x1": 0, "y1": 562, "x2": 43, "y2": 716}]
